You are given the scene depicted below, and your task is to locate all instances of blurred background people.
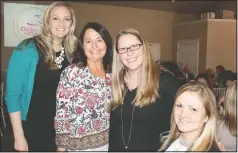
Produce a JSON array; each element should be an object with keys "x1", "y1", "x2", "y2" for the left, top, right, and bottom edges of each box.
[
  {"x1": 183, "y1": 64, "x2": 195, "y2": 82},
  {"x1": 195, "y1": 73, "x2": 213, "y2": 91}
]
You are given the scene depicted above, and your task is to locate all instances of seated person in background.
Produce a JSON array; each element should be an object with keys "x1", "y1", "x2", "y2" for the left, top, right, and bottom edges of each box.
[
  {"x1": 223, "y1": 70, "x2": 236, "y2": 87},
  {"x1": 195, "y1": 73, "x2": 213, "y2": 91},
  {"x1": 159, "y1": 81, "x2": 221, "y2": 152},
  {"x1": 206, "y1": 68, "x2": 215, "y2": 87},
  {"x1": 183, "y1": 64, "x2": 195, "y2": 82},
  {"x1": 217, "y1": 81, "x2": 237, "y2": 151},
  {"x1": 218, "y1": 70, "x2": 236, "y2": 110},
  {"x1": 214, "y1": 65, "x2": 225, "y2": 88}
]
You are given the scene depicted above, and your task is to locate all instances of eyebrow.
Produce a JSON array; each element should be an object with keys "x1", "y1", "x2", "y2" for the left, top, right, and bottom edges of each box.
[
  {"x1": 51, "y1": 15, "x2": 71, "y2": 18},
  {"x1": 84, "y1": 37, "x2": 102, "y2": 40},
  {"x1": 175, "y1": 101, "x2": 199, "y2": 108}
]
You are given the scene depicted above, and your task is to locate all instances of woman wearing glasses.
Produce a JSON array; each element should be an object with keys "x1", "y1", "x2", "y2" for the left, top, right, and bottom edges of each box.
[{"x1": 108, "y1": 29, "x2": 181, "y2": 151}]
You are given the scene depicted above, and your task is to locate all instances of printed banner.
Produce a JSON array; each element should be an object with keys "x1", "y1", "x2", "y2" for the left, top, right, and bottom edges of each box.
[{"x1": 4, "y1": 3, "x2": 48, "y2": 47}]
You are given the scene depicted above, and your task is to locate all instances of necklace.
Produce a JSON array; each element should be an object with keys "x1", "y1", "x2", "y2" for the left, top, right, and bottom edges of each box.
[
  {"x1": 55, "y1": 47, "x2": 65, "y2": 69},
  {"x1": 179, "y1": 139, "x2": 194, "y2": 147},
  {"x1": 120, "y1": 89, "x2": 135, "y2": 149}
]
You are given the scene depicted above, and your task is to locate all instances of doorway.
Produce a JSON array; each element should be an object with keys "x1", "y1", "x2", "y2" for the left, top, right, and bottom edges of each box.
[{"x1": 177, "y1": 39, "x2": 200, "y2": 76}]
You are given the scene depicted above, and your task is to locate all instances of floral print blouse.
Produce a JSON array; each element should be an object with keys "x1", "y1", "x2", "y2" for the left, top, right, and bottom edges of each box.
[{"x1": 54, "y1": 64, "x2": 111, "y2": 150}]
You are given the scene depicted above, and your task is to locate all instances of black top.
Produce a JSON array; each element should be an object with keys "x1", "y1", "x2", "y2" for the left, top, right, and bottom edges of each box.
[
  {"x1": 27, "y1": 46, "x2": 70, "y2": 123},
  {"x1": 22, "y1": 41, "x2": 70, "y2": 151},
  {"x1": 109, "y1": 71, "x2": 181, "y2": 152}
]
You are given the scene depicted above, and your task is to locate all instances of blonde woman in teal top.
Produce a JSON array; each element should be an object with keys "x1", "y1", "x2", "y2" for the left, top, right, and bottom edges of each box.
[{"x1": 5, "y1": 2, "x2": 77, "y2": 151}]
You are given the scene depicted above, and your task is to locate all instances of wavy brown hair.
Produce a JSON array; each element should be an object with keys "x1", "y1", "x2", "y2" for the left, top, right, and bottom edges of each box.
[
  {"x1": 111, "y1": 28, "x2": 159, "y2": 109},
  {"x1": 159, "y1": 81, "x2": 219, "y2": 151},
  {"x1": 35, "y1": 1, "x2": 77, "y2": 69},
  {"x1": 72, "y1": 22, "x2": 113, "y2": 73},
  {"x1": 223, "y1": 80, "x2": 237, "y2": 136}
]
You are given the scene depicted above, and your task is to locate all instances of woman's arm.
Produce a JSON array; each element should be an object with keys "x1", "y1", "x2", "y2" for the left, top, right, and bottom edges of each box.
[
  {"x1": 5, "y1": 41, "x2": 33, "y2": 151},
  {"x1": 9, "y1": 112, "x2": 28, "y2": 151}
]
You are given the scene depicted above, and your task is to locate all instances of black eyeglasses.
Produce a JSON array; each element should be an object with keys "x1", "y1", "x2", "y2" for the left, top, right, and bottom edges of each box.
[{"x1": 117, "y1": 44, "x2": 142, "y2": 54}]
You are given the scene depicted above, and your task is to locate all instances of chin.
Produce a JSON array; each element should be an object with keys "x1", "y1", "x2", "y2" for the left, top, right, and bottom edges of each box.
[
  {"x1": 127, "y1": 66, "x2": 141, "y2": 71},
  {"x1": 125, "y1": 62, "x2": 142, "y2": 70},
  {"x1": 58, "y1": 34, "x2": 68, "y2": 38}
]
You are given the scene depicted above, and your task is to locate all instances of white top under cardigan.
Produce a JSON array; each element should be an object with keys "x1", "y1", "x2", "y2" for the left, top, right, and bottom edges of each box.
[{"x1": 166, "y1": 139, "x2": 188, "y2": 152}]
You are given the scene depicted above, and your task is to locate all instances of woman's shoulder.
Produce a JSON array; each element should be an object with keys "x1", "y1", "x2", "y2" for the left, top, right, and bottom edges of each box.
[
  {"x1": 16, "y1": 38, "x2": 36, "y2": 50},
  {"x1": 9, "y1": 38, "x2": 38, "y2": 65},
  {"x1": 61, "y1": 63, "x2": 88, "y2": 79}
]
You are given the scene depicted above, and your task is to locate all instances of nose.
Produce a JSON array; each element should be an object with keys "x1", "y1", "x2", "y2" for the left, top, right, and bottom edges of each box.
[
  {"x1": 126, "y1": 49, "x2": 133, "y2": 56},
  {"x1": 180, "y1": 108, "x2": 188, "y2": 118},
  {"x1": 59, "y1": 19, "x2": 64, "y2": 26},
  {"x1": 91, "y1": 41, "x2": 98, "y2": 49}
]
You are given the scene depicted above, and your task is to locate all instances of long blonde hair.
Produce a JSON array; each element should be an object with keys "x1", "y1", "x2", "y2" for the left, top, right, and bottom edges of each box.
[
  {"x1": 111, "y1": 29, "x2": 159, "y2": 109},
  {"x1": 159, "y1": 81, "x2": 218, "y2": 151},
  {"x1": 223, "y1": 80, "x2": 237, "y2": 136},
  {"x1": 35, "y1": 1, "x2": 77, "y2": 69}
]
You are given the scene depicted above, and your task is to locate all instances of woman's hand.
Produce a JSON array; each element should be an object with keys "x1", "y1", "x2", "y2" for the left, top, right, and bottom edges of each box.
[
  {"x1": 14, "y1": 136, "x2": 28, "y2": 151},
  {"x1": 57, "y1": 147, "x2": 66, "y2": 152},
  {"x1": 218, "y1": 96, "x2": 224, "y2": 106}
]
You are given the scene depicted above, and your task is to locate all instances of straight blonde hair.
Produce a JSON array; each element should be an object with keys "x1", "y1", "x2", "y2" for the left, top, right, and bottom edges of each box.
[
  {"x1": 223, "y1": 80, "x2": 237, "y2": 136},
  {"x1": 159, "y1": 81, "x2": 219, "y2": 151},
  {"x1": 111, "y1": 28, "x2": 159, "y2": 109},
  {"x1": 35, "y1": 1, "x2": 77, "y2": 69}
]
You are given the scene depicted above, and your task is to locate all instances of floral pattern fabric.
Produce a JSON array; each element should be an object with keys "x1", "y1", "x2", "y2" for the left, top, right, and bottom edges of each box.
[{"x1": 54, "y1": 64, "x2": 111, "y2": 150}]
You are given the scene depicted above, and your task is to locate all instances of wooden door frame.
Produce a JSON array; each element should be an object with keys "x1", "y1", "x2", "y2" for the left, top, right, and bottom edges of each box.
[{"x1": 177, "y1": 38, "x2": 200, "y2": 74}]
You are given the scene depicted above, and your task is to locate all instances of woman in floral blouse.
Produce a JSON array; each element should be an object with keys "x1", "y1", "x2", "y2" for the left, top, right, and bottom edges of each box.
[{"x1": 54, "y1": 22, "x2": 113, "y2": 151}]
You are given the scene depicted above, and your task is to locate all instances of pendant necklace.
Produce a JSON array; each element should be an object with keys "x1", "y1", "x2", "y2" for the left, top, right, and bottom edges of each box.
[{"x1": 120, "y1": 89, "x2": 136, "y2": 149}]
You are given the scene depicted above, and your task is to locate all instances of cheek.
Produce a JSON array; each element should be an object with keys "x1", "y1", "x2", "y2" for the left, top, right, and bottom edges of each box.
[
  {"x1": 49, "y1": 20, "x2": 58, "y2": 27},
  {"x1": 64, "y1": 21, "x2": 72, "y2": 28},
  {"x1": 83, "y1": 44, "x2": 90, "y2": 51},
  {"x1": 118, "y1": 55, "x2": 128, "y2": 64},
  {"x1": 191, "y1": 113, "x2": 207, "y2": 124},
  {"x1": 100, "y1": 44, "x2": 107, "y2": 52},
  {"x1": 173, "y1": 109, "x2": 180, "y2": 121}
]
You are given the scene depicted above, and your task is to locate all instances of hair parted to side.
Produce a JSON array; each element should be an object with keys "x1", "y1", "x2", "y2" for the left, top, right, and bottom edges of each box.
[
  {"x1": 73, "y1": 22, "x2": 113, "y2": 73},
  {"x1": 35, "y1": 1, "x2": 77, "y2": 69},
  {"x1": 111, "y1": 28, "x2": 159, "y2": 109},
  {"x1": 159, "y1": 81, "x2": 218, "y2": 151},
  {"x1": 223, "y1": 80, "x2": 237, "y2": 136}
]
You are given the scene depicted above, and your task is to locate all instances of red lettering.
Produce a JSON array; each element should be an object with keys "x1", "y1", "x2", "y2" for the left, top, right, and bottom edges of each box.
[{"x1": 20, "y1": 26, "x2": 37, "y2": 36}]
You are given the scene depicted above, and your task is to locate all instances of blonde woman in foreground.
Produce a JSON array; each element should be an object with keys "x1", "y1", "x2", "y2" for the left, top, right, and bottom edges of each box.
[{"x1": 159, "y1": 81, "x2": 221, "y2": 151}]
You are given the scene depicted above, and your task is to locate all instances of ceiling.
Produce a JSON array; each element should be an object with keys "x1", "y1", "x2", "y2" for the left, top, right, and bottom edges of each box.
[{"x1": 79, "y1": 1, "x2": 236, "y2": 15}]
